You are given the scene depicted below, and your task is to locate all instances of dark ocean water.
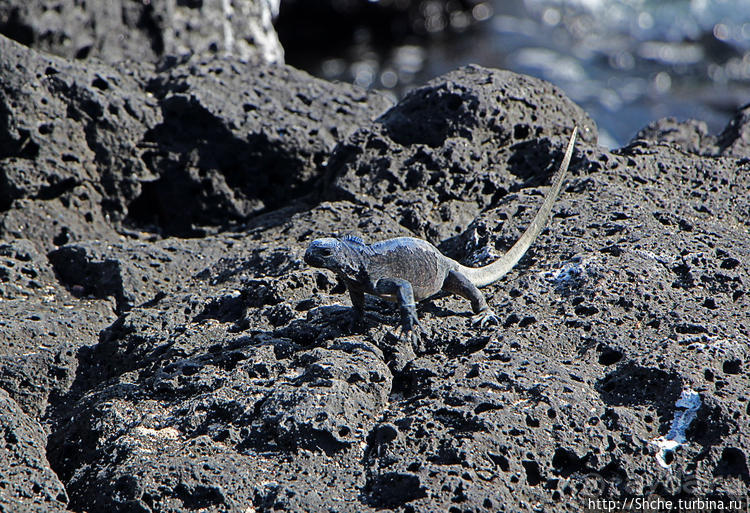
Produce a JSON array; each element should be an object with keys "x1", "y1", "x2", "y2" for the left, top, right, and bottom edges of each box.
[{"x1": 281, "y1": 0, "x2": 750, "y2": 148}]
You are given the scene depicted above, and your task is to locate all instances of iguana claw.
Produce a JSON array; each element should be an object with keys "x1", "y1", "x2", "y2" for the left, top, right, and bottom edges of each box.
[
  {"x1": 396, "y1": 313, "x2": 427, "y2": 352},
  {"x1": 472, "y1": 309, "x2": 500, "y2": 328}
]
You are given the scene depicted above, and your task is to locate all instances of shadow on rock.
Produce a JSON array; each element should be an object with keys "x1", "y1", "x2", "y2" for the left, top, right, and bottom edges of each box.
[{"x1": 595, "y1": 361, "x2": 683, "y2": 429}]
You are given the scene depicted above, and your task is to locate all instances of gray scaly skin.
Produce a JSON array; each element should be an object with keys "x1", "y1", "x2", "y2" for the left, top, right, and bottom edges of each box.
[{"x1": 305, "y1": 127, "x2": 578, "y2": 346}]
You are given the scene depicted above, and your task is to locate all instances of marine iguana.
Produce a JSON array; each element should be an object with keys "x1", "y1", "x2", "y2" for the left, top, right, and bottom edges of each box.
[{"x1": 305, "y1": 127, "x2": 578, "y2": 344}]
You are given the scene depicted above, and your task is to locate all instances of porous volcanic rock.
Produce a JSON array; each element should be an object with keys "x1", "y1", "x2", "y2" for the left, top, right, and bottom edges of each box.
[
  {"x1": 326, "y1": 65, "x2": 596, "y2": 242},
  {"x1": 1, "y1": 32, "x2": 750, "y2": 513},
  {"x1": 0, "y1": 388, "x2": 70, "y2": 512},
  {"x1": 0, "y1": 34, "x2": 392, "y2": 246},
  {"x1": 0, "y1": 0, "x2": 283, "y2": 64},
  {"x1": 717, "y1": 103, "x2": 750, "y2": 157},
  {"x1": 0, "y1": 238, "x2": 115, "y2": 419},
  {"x1": 138, "y1": 56, "x2": 392, "y2": 236}
]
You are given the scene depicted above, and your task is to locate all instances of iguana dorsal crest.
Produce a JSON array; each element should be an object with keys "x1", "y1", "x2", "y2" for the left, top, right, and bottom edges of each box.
[{"x1": 342, "y1": 235, "x2": 365, "y2": 246}]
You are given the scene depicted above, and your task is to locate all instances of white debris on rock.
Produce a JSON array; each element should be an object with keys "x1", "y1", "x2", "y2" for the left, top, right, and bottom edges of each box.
[
  {"x1": 542, "y1": 256, "x2": 592, "y2": 285},
  {"x1": 650, "y1": 388, "x2": 702, "y2": 468}
]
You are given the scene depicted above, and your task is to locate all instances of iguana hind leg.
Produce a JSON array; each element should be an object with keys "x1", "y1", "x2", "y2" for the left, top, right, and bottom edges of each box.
[{"x1": 443, "y1": 270, "x2": 499, "y2": 327}]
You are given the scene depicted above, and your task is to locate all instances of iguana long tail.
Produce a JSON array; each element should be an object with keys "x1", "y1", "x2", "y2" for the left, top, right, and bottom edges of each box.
[{"x1": 460, "y1": 126, "x2": 578, "y2": 288}]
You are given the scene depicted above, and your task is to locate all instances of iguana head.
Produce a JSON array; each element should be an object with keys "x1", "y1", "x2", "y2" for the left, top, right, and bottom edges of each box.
[{"x1": 304, "y1": 237, "x2": 366, "y2": 281}]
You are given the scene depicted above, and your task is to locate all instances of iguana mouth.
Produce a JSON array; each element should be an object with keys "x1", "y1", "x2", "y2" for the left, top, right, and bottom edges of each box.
[{"x1": 303, "y1": 249, "x2": 324, "y2": 268}]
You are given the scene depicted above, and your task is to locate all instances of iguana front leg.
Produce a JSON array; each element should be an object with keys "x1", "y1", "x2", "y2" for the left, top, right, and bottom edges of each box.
[
  {"x1": 374, "y1": 277, "x2": 424, "y2": 348},
  {"x1": 347, "y1": 287, "x2": 366, "y2": 331},
  {"x1": 443, "y1": 270, "x2": 499, "y2": 327}
]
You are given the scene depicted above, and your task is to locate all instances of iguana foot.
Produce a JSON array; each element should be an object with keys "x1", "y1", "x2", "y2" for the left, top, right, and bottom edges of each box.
[
  {"x1": 346, "y1": 315, "x2": 367, "y2": 333},
  {"x1": 396, "y1": 309, "x2": 428, "y2": 352},
  {"x1": 472, "y1": 309, "x2": 500, "y2": 328},
  {"x1": 396, "y1": 325, "x2": 428, "y2": 353}
]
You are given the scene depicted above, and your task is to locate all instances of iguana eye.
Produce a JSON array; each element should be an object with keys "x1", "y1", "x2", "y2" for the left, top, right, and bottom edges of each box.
[{"x1": 319, "y1": 248, "x2": 333, "y2": 257}]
